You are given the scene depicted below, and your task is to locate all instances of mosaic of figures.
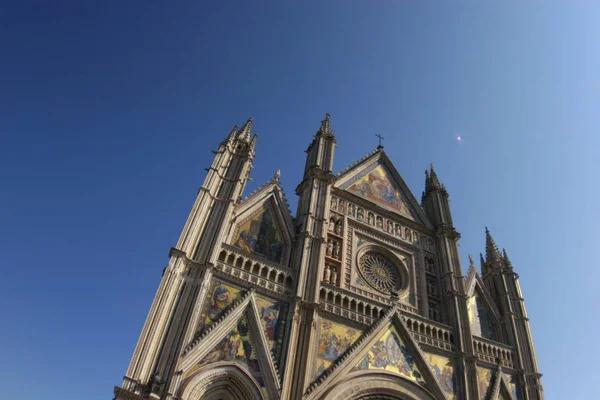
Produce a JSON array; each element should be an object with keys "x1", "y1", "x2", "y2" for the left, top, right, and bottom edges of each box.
[
  {"x1": 234, "y1": 204, "x2": 285, "y2": 263},
  {"x1": 352, "y1": 325, "x2": 426, "y2": 388},
  {"x1": 195, "y1": 280, "x2": 244, "y2": 338},
  {"x1": 476, "y1": 366, "x2": 494, "y2": 400},
  {"x1": 188, "y1": 316, "x2": 267, "y2": 397},
  {"x1": 330, "y1": 195, "x2": 436, "y2": 252},
  {"x1": 467, "y1": 291, "x2": 497, "y2": 341},
  {"x1": 423, "y1": 352, "x2": 456, "y2": 400},
  {"x1": 315, "y1": 319, "x2": 363, "y2": 378},
  {"x1": 254, "y1": 295, "x2": 287, "y2": 360},
  {"x1": 195, "y1": 280, "x2": 287, "y2": 361},
  {"x1": 341, "y1": 162, "x2": 414, "y2": 219}
]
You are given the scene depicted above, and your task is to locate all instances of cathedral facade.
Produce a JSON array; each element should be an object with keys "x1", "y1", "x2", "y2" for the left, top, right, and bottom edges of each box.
[{"x1": 114, "y1": 115, "x2": 543, "y2": 400}]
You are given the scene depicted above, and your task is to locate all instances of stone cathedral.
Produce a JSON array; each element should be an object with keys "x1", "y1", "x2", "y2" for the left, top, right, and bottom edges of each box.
[{"x1": 114, "y1": 115, "x2": 543, "y2": 400}]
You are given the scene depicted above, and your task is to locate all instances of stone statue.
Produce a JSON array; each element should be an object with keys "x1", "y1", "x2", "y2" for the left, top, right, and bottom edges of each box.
[
  {"x1": 326, "y1": 240, "x2": 333, "y2": 256},
  {"x1": 330, "y1": 197, "x2": 337, "y2": 209},
  {"x1": 368, "y1": 213, "x2": 374, "y2": 225},
  {"x1": 387, "y1": 220, "x2": 393, "y2": 233},
  {"x1": 329, "y1": 218, "x2": 335, "y2": 232},
  {"x1": 335, "y1": 220, "x2": 342, "y2": 234},
  {"x1": 323, "y1": 266, "x2": 331, "y2": 283},
  {"x1": 357, "y1": 208, "x2": 364, "y2": 221},
  {"x1": 330, "y1": 268, "x2": 338, "y2": 286},
  {"x1": 338, "y1": 199, "x2": 345, "y2": 212},
  {"x1": 376, "y1": 217, "x2": 383, "y2": 229},
  {"x1": 333, "y1": 241, "x2": 340, "y2": 258},
  {"x1": 348, "y1": 204, "x2": 355, "y2": 217}
]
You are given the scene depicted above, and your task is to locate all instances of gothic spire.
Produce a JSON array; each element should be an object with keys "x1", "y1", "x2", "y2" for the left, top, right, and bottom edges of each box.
[
  {"x1": 424, "y1": 169, "x2": 431, "y2": 192},
  {"x1": 316, "y1": 113, "x2": 335, "y2": 137},
  {"x1": 480, "y1": 252, "x2": 487, "y2": 275},
  {"x1": 503, "y1": 248, "x2": 513, "y2": 269},
  {"x1": 249, "y1": 133, "x2": 257, "y2": 152},
  {"x1": 429, "y1": 163, "x2": 441, "y2": 189},
  {"x1": 226, "y1": 125, "x2": 238, "y2": 143},
  {"x1": 237, "y1": 117, "x2": 253, "y2": 142},
  {"x1": 485, "y1": 227, "x2": 502, "y2": 263}
]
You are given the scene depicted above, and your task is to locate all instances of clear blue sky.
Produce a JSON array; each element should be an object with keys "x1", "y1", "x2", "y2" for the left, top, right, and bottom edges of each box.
[{"x1": 0, "y1": 2, "x2": 596, "y2": 399}]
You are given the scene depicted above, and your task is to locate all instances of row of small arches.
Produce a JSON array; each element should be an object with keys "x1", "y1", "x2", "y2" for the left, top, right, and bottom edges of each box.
[
  {"x1": 218, "y1": 250, "x2": 294, "y2": 288},
  {"x1": 404, "y1": 317, "x2": 454, "y2": 344},
  {"x1": 474, "y1": 341, "x2": 513, "y2": 363},
  {"x1": 319, "y1": 287, "x2": 386, "y2": 319}
]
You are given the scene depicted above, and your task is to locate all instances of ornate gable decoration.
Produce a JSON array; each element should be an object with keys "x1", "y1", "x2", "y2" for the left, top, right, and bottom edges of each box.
[
  {"x1": 335, "y1": 150, "x2": 431, "y2": 228},
  {"x1": 343, "y1": 161, "x2": 414, "y2": 220},
  {"x1": 234, "y1": 203, "x2": 285, "y2": 263},
  {"x1": 231, "y1": 176, "x2": 295, "y2": 266}
]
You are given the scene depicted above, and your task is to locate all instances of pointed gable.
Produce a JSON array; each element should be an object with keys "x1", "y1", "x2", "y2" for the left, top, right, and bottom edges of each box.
[
  {"x1": 193, "y1": 315, "x2": 268, "y2": 391},
  {"x1": 233, "y1": 202, "x2": 286, "y2": 263},
  {"x1": 335, "y1": 149, "x2": 432, "y2": 228},
  {"x1": 352, "y1": 324, "x2": 426, "y2": 386},
  {"x1": 344, "y1": 161, "x2": 414, "y2": 219},
  {"x1": 180, "y1": 292, "x2": 282, "y2": 399},
  {"x1": 467, "y1": 289, "x2": 499, "y2": 341},
  {"x1": 231, "y1": 176, "x2": 295, "y2": 265}
]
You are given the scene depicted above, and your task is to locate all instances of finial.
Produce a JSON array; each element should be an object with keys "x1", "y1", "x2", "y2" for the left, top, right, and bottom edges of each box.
[
  {"x1": 375, "y1": 134, "x2": 385, "y2": 148},
  {"x1": 317, "y1": 113, "x2": 335, "y2": 137},
  {"x1": 237, "y1": 117, "x2": 253, "y2": 142},
  {"x1": 273, "y1": 169, "x2": 281, "y2": 183},
  {"x1": 468, "y1": 254, "x2": 475, "y2": 267}
]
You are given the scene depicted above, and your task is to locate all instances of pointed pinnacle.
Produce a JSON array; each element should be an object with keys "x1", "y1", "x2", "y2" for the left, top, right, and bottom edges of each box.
[
  {"x1": 317, "y1": 113, "x2": 335, "y2": 137},
  {"x1": 226, "y1": 125, "x2": 238, "y2": 142},
  {"x1": 503, "y1": 248, "x2": 513, "y2": 268},
  {"x1": 273, "y1": 169, "x2": 281, "y2": 182},
  {"x1": 485, "y1": 227, "x2": 502, "y2": 263},
  {"x1": 469, "y1": 254, "x2": 475, "y2": 267},
  {"x1": 480, "y1": 252, "x2": 486, "y2": 269},
  {"x1": 237, "y1": 117, "x2": 253, "y2": 142},
  {"x1": 429, "y1": 163, "x2": 441, "y2": 188}
]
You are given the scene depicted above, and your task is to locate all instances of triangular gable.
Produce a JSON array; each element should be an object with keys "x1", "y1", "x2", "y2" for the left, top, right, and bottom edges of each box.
[
  {"x1": 467, "y1": 277, "x2": 501, "y2": 342},
  {"x1": 179, "y1": 292, "x2": 281, "y2": 399},
  {"x1": 496, "y1": 375, "x2": 516, "y2": 400},
  {"x1": 230, "y1": 180, "x2": 295, "y2": 265},
  {"x1": 305, "y1": 308, "x2": 448, "y2": 400},
  {"x1": 335, "y1": 149, "x2": 432, "y2": 229},
  {"x1": 352, "y1": 324, "x2": 426, "y2": 385}
]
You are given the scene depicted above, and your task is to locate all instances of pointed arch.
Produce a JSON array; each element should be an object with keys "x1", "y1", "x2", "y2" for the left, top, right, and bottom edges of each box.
[
  {"x1": 179, "y1": 363, "x2": 264, "y2": 400},
  {"x1": 319, "y1": 371, "x2": 436, "y2": 400}
]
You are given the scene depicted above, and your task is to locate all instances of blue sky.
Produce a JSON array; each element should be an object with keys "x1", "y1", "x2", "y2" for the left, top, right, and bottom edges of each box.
[{"x1": 0, "y1": 2, "x2": 596, "y2": 399}]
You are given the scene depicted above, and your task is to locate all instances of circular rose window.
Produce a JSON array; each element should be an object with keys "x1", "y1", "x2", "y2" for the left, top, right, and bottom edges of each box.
[{"x1": 358, "y1": 251, "x2": 403, "y2": 294}]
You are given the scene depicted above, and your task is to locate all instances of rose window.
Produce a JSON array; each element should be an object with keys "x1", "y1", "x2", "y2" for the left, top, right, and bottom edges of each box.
[{"x1": 358, "y1": 251, "x2": 402, "y2": 294}]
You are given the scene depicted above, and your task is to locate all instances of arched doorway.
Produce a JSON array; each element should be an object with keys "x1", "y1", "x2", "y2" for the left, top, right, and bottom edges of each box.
[
  {"x1": 319, "y1": 371, "x2": 437, "y2": 400},
  {"x1": 179, "y1": 364, "x2": 264, "y2": 400}
]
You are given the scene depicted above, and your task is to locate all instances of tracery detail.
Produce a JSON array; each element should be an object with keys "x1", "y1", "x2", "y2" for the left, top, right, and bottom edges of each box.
[{"x1": 358, "y1": 251, "x2": 402, "y2": 294}]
